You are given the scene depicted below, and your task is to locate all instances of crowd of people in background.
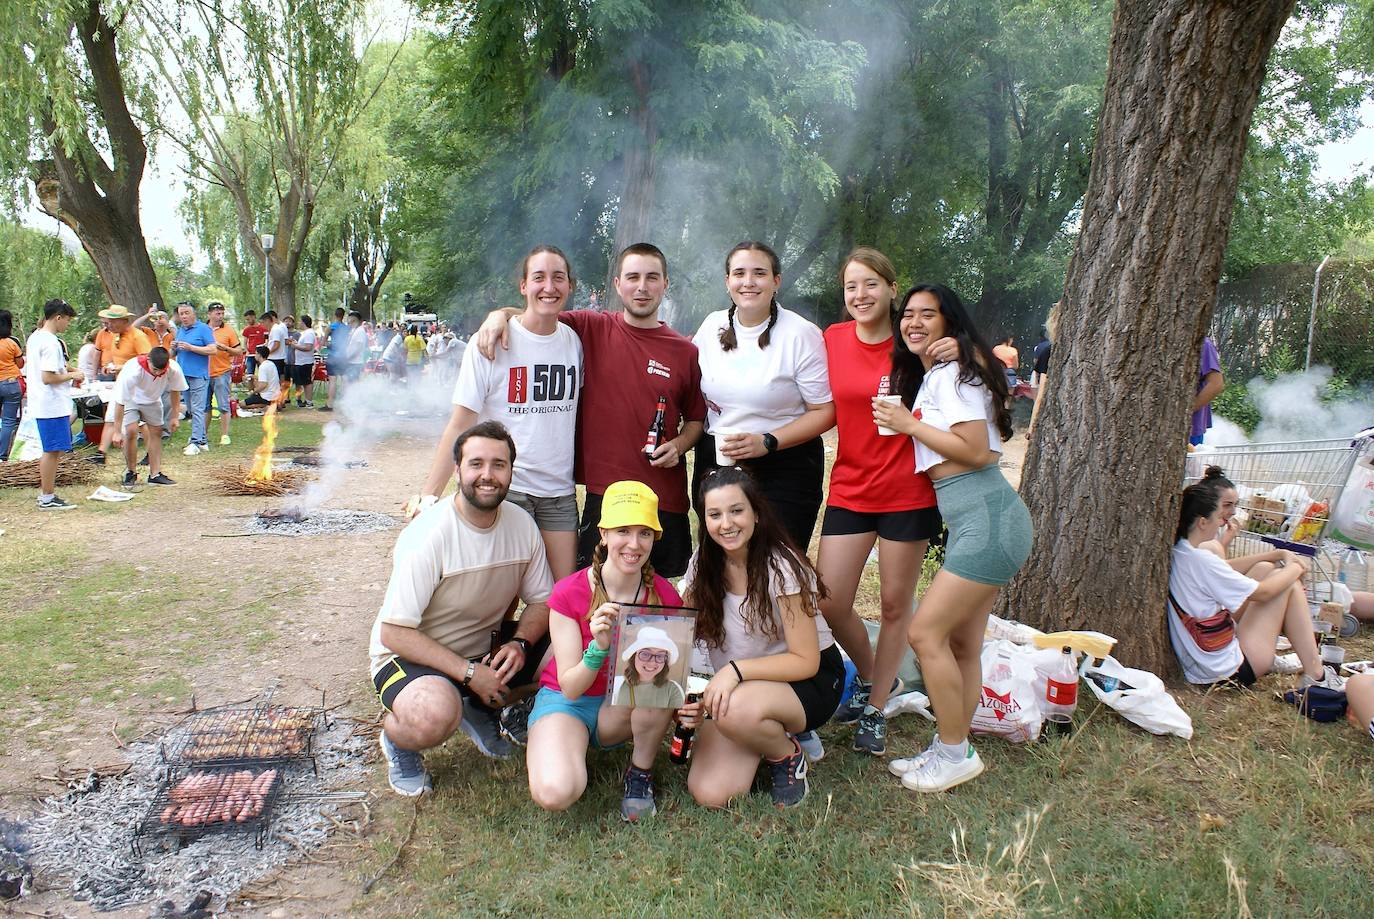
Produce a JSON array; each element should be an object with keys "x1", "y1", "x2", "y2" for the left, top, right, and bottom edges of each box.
[{"x1": 1, "y1": 298, "x2": 467, "y2": 509}]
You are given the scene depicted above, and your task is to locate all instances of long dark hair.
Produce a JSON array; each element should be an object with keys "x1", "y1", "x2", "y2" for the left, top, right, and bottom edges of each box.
[
  {"x1": 687, "y1": 466, "x2": 826, "y2": 649},
  {"x1": 719, "y1": 241, "x2": 781, "y2": 351},
  {"x1": 0, "y1": 310, "x2": 13, "y2": 340},
  {"x1": 890, "y1": 284, "x2": 1013, "y2": 441},
  {"x1": 1177, "y1": 466, "x2": 1235, "y2": 542}
]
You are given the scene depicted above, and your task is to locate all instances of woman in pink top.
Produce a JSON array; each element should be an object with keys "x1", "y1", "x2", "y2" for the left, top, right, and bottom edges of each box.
[{"x1": 525, "y1": 481, "x2": 685, "y2": 822}]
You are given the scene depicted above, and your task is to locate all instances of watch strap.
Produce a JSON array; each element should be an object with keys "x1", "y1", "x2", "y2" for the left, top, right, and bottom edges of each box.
[{"x1": 461, "y1": 660, "x2": 476, "y2": 686}]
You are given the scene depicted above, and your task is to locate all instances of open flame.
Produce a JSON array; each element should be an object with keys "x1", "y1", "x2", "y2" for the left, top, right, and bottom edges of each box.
[{"x1": 246, "y1": 406, "x2": 280, "y2": 483}]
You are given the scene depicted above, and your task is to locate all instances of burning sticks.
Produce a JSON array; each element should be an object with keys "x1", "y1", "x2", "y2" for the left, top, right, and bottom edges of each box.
[{"x1": 208, "y1": 465, "x2": 310, "y2": 496}]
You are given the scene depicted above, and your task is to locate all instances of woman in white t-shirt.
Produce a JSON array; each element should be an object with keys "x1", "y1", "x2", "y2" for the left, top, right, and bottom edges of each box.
[
  {"x1": 416, "y1": 245, "x2": 583, "y2": 579},
  {"x1": 691, "y1": 242, "x2": 834, "y2": 550},
  {"x1": 872, "y1": 284, "x2": 1031, "y2": 795},
  {"x1": 1167, "y1": 466, "x2": 1337, "y2": 690},
  {"x1": 678, "y1": 466, "x2": 843, "y2": 809}
]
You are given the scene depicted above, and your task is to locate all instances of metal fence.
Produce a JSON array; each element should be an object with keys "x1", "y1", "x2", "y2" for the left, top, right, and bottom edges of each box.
[{"x1": 1212, "y1": 259, "x2": 1374, "y2": 384}]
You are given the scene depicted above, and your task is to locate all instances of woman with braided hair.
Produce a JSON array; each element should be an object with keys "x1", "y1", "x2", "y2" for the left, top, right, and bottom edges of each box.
[
  {"x1": 691, "y1": 241, "x2": 835, "y2": 552},
  {"x1": 525, "y1": 481, "x2": 686, "y2": 822}
]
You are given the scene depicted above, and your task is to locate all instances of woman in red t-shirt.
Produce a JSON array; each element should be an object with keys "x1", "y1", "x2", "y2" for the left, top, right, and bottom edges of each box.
[{"x1": 819, "y1": 248, "x2": 950, "y2": 757}]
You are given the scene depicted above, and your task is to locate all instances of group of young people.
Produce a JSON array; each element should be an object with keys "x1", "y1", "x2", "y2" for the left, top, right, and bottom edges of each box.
[{"x1": 369, "y1": 239, "x2": 1034, "y2": 820}]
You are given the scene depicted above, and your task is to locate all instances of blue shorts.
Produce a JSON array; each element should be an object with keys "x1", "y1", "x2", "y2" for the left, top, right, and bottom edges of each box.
[
  {"x1": 211, "y1": 373, "x2": 233, "y2": 411},
  {"x1": 36, "y1": 416, "x2": 73, "y2": 453},
  {"x1": 528, "y1": 687, "x2": 621, "y2": 748}
]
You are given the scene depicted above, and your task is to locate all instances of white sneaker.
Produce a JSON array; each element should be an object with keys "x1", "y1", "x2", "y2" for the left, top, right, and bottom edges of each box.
[
  {"x1": 1298, "y1": 666, "x2": 1346, "y2": 692},
  {"x1": 183, "y1": 443, "x2": 200, "y2": 456},
  {"x1": 794, "y1": 730, "x2": 825, "y2": 762},
  {"x1": 1271, "y1": 652, "x2": 1302, "y2": 675},
  {"x1": 888, "y1": 745, "x2": 936, "y2": 779},
  {"x1": 900, "y1": 747, "x2": 985, "y2": 793}
]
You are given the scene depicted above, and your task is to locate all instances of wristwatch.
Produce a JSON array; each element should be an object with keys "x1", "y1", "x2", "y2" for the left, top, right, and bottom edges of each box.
[
  {"x1": 461, "y1": 660, "x2": 477, "y2": 686},
  {"x1": 762, "y1": 432, "x2": 779, "y2": 454},
  {"x1": 508, "y1": 637, "x2": 531, "y2": 655}
]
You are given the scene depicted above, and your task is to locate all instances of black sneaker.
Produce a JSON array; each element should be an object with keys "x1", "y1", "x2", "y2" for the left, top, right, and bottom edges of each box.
[
  {"x1": 833, "y1": 676, "x2": 903, "y2": 724},
  {"x1": 137, "y1": 453, "x2": 149, "y2": 466},
  {"x1": 317, "y1": 405, "x2": 332, "y2": 412},
  {"x1": 767, "y1": 737, "x2": 809, "y2": 808},
  {"x1": 85, "y1": 452, "x2": 106, "y2": 466},
  {"x1": 147, "y1": 473, "x2": 177, "y2": 486},
  {"x1": 499, "y1": 695, "x2": 535, "y2": 746},
  {"x1": 853, "y1": 706, "x2": 887, "y2": 755},
  {"x1": 459, "y1": 704, "x2": 512, "y2": 759},
  {"x1": 620, "y1": 766, "x2": 656, "y2": 822},
  {"x1": 122, "y1": 470, "x2": 138, "y2": 488},
  {"x1": 37, "y1": 495, "x2": 76, "y2": 511}
]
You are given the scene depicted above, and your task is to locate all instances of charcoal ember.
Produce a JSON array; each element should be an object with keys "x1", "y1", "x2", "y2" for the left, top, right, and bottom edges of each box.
[{"x1": 245, "y1": 508, "x2": 395, "y2": 537}]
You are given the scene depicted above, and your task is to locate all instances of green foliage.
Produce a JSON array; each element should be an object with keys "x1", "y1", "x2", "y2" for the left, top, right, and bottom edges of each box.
[
  {"x1": 1213, "y1": 381, "x2": 1260, "y2": 433},
  {"x1": 0, "y1": 221, "x2": 104, "y2": 338}
]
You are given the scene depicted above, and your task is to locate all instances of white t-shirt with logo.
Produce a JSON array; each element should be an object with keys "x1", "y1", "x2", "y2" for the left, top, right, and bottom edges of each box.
[
  {"x1": 293, "y1": 328, "x2": 317, "y2": 366},
  {"x1": 25, "y1": 329, "x2": 73, "y2": 420},
  {"x1": 113, "y1": 357, "x2": 189, "y2": 406},
  {"x1": 910, "y1": 362, "x2": 1005, "y2": 474},
  {"x1": 691, "y1": 305, "x2": 831, "y2": 434},
  {"x1": 1167, "y1": 540, "x2": 1255, "y2": 683},
  {"x1": 685, "y1": 549, "x2": 834, "y2": 671},
  {"x1": 256, "y1": 360, "x2": 281, "y2": 401},
  {"x1": 452, "y1": 318, "x2": 582, "y2": 497}
]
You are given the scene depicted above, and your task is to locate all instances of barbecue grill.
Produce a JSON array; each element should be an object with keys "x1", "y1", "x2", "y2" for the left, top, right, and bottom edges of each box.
[{"x1": 133, "y1": 766, "x2": 285, "y2": 853}]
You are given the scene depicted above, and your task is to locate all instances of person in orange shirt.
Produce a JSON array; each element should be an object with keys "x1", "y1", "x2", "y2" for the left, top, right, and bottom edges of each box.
[
  {"x1": 91, "y1": 305, "x2": 153, "y2": 465},
  {"x1": 207, "y1": 302, "x2": 243, "y2": 444},
  {"x1": 134, "y1": 307, "x2": 176, "y2": 352},
  {"x1": 0, "y1": 309, "x2": 25, "y2": 461},
  {"x1": 992, "y1": 334, "x2": 1019, "y2": 395}
]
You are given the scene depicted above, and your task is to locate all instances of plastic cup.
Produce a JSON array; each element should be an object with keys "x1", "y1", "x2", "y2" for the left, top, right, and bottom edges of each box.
[
  {"x1": 1321, "y1": 644, "x2": 1345, "y2": 667},
  {"x1": 714, "y1": 427, "x2": 742, "y2": 466},
  {"x1": 875, "y1": 395, "x2": 903, "y2": 435}
]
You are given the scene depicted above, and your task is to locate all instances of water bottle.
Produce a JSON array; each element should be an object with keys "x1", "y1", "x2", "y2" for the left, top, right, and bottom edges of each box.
[
  {"x1": 1339, "y1": 547, "x2": 1368, "y2": 593},
  {"x1": 1043, "y1": 646, "x2": 1079, "y2": 717}
]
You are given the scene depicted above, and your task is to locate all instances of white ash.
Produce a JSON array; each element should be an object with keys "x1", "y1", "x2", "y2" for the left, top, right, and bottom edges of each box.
[
  {"x1": 16, "y1": 716, "x2": 371, "y2": 913},
  {"x1": 244, "y1": 509, "x2": 396, "y2": 537}
]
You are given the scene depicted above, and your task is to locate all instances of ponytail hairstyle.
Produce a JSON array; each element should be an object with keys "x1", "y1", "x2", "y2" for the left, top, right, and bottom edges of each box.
[
  {"x1": 889, "y1": 284, "x2": 1013, "y2": 441},
  {"x1": 1177, "y1": 466, "x2": 1236, "y2": 543},
  {"x1": 720, "y1": 241, "x2": 781, "y2": 352},
  {"x1": 839, "y1": 247, "x2": 898, "y2": 321},
  {"x1": 687, "y1": 466, "x2": 827, "y2": 649},
  {"x1": 586, "y1": 538, "x2": 661, "y2": 619}
]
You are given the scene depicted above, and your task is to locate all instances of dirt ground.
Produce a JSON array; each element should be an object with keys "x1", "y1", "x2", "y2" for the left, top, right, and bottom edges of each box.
[{"x1": 0, "y1": 414, "x2": 1030, "y2": 918}]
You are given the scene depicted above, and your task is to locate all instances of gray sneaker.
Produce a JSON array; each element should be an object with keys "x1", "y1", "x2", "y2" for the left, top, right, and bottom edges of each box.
[
  {"x1": 620, "y1": 766, "x2": 656, "y2": 822},
  {"x1": 853, "y1": 706, "x2": 887, "y2": 755},
  {"x1": 378, "y1": 732, "x2": 431, "y2": 796},
  {"x1": 795, "y1": 730, "x2": 825, "y2": 762},
  {"x1": 767, "y1": 737, "x2": 809, "y2": 808},
  {"x1": 499, "y1": 695, "x2": 535, "y2": 746},
  {"x1": 833, "y1": 677, "x2": 903, "y2": 724},
  {"x1": 460, "y1": 704, "x2": 513, "y2": 759}
]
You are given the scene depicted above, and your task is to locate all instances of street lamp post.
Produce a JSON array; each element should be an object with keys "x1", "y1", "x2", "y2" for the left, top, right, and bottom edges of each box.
[{"x1": 261, "y1": 233, "x2": 275, "y2": 316}]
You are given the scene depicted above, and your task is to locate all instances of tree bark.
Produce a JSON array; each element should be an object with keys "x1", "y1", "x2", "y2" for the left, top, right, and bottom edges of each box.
[
  {"x1": 1004, "y1": 0, "x2": 1296, "y2": 675},
  {"x1": 31, "y1": 1, "x2": 163, "y2": 311}
]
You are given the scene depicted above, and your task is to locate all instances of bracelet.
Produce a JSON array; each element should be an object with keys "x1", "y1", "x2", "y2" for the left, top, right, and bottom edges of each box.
[
  {"x1": 728, "y1": 660, "x2": 744, "y2": 683},
  {"x1": 582, "y1": 644, "x2": 609, "y2": 670},
  {"x1": 508, "y1": 637, "x2": 531, "y2": 654},
  {"x1": 460, "y1": 660, "x2": 476, "y2": 687}
]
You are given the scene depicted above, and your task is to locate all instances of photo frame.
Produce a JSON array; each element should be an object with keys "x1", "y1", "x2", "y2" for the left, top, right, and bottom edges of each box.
[{"x1": 608, "y1": 610, "x2": 697, "y2": 709}]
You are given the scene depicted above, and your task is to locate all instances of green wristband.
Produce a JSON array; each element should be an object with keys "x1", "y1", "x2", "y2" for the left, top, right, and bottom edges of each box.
[{"x1": 582, "y1": 644, "x2": 609, "y2": 670}]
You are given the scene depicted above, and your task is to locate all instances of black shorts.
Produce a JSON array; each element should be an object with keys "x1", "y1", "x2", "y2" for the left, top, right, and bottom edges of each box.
[
  {"x1": 371, "y1": 621, "x2": 550, "y2": 713},
  {"x1": 792, "y1": 645, "x2": 846, "y2": 733},
  {"x1": 291, "y1": 363, "x2": 314, "y2": 387},
  {"x1": 271, "y1": 360, "x2": 290, "y2": 388},
  {"x1": 1211, "y1": 658, "x2": 1257, "y2": 689},
  {"x1": 577, "y1": 490, "x2": 692, "y2": 578},
  {"x1": 820, "y1": 505, "x2": 943, "y2": 542}
]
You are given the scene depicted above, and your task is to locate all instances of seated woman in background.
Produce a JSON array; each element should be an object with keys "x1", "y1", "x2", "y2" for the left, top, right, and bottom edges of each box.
[{"x1": 1167, "y1": 467, "x2": 1342, "y2": 690}]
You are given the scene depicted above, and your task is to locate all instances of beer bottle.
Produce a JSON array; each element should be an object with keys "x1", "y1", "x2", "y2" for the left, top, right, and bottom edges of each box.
[
  {"x1": 643, "y1": 395, "x2": 667, "y2": 461},
  {"x1": 668, "y1": 692, "x2": 702, "y2": 764}
]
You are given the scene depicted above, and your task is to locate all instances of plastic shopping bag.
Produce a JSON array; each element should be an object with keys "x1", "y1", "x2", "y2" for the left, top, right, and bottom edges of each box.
[
  {"x1": 970, "y1": 641, "x2": 1044, "y2": 743},
  {"x1": 1079, "y1": 656, "x2": 1193, "y2": 739},
  {"x1": 1330, "y1": 453, "x2": 1374, "y2": 550}
]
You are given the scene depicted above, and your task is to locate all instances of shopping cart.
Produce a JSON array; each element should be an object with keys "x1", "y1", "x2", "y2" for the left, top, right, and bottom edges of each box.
[{"x1": 1185, "y1": 431, "x2": 1374, "y2": 630}]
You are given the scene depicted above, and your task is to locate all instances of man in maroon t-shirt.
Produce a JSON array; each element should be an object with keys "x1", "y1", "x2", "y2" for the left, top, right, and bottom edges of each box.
[
  {"x1": 474, "y1": 243, "x2": 705, "y2": 576},
  {"x1": 241, "y1": 310, "x2": 268, "y2": 377}
]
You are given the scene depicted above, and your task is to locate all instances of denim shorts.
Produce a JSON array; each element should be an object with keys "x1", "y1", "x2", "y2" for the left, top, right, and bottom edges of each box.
[
  {"x1": 211, "y1": 373, "x2": 233, "y2": 411},
  {"x1": 528, "y1": 687, "x2": 622, "y2": 748}
]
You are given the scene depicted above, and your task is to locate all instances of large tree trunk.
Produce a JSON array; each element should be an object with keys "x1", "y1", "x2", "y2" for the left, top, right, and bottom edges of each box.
[
  {"x1": 31, "y1": 1, "x2": 163, "y2": 311},
  {"x1": 1005, "y1": 0, "x2": 1296, "y2": 675},
  {"x1": 607, "y1": 60, "x2": 657, "y2": 295}
]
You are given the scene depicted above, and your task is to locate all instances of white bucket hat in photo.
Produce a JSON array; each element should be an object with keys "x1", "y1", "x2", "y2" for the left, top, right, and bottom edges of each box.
[{"x1": 620, "y1": 626, "x2": 680, "y2": 664}]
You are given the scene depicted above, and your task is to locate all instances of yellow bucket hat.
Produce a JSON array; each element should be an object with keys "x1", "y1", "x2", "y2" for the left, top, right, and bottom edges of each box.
[{"x1": 598, "y1": 481, "x2": 662, "y2": 537}]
